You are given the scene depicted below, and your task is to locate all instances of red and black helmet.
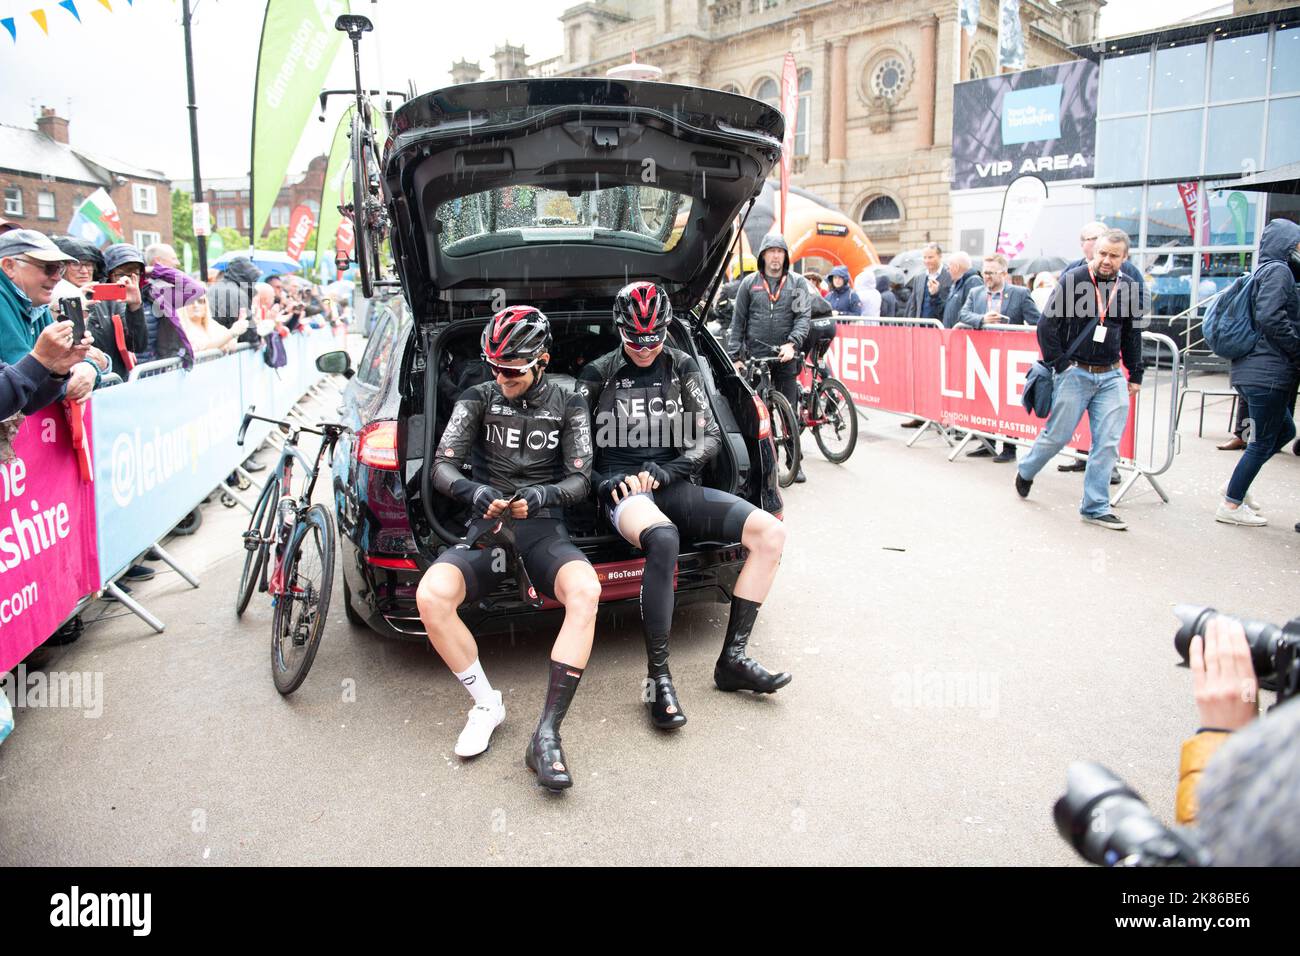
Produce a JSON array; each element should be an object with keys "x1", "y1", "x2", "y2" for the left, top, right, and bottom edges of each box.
[
  {"x1": 481, "y1": 305, "x2": 552, "y2": 365},
  {"x1": 613, "y1": 281, "x2": 671, "y2": 349}
]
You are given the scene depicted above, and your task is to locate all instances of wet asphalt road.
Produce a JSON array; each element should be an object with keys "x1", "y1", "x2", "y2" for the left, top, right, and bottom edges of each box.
[{"x1": 1, "y1": 376, "x2": 1295, "y2": 866}]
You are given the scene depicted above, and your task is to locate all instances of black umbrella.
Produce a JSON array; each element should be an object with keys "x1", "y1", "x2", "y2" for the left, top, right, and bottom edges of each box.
[{"x1": 1012, "y1": 256, "x2": 1068, "y2": 276}]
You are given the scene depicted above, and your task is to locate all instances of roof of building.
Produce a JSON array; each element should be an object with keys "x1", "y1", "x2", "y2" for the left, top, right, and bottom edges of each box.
[
  {"x1": 0, "y1": 122, "x2": 168, "y2": 184},
  {"x1": 1070, "y1": 4, "x2": 1298, "y2": 60}
]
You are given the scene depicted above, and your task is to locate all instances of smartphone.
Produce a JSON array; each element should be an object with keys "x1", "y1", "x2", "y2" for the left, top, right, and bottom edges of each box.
[
  {"x1": 87, "y1": 283, "x2": 126, "y2": 302},
  {"x1": 59, "y1": 297, "x2": 86, "y2": 344}
]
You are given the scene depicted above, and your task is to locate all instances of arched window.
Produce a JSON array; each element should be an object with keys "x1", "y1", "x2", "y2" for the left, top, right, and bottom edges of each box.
[
  {"x1": 795, "y1": 68, "x2": 812, "y2": 157},
  {"x1": 718, "y1": 83, "x2": 741, "y2": 95},
  {"x1": 861, "y1": 195, "x2": 901, "y2": 223},
  {"x1": 752, "y1": 76, "x2": 778, "y2": 106}
]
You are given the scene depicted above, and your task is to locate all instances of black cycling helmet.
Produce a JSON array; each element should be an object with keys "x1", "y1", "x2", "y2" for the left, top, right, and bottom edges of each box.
[
  {"x1": 481, "y1": 305, "x2": 552, "y2": 366},
  {"x1": 613, "y1": 280, "x2": 671, "y2": 350}
]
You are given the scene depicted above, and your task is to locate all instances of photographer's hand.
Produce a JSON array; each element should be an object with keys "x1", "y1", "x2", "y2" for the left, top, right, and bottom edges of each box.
[{"x1": 1190, "y1": 617, "x2": 1258, "y2": 731}]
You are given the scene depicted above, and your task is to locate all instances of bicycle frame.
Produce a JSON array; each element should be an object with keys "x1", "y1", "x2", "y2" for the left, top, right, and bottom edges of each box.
[{"x1": 238, "y1": 409, "x2": 342, "y2": 598}]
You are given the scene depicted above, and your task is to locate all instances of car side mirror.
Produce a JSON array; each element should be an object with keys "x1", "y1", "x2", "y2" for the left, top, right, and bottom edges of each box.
[{"x1": 316, "y1": 350, "x2": 354, "y2": 379}]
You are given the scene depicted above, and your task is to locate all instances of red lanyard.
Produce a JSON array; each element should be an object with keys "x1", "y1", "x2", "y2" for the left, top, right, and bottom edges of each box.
[
  {"x1": 755, "y1": 273, "x2": 788, "y2": 303},
  {"x1": 1086, "y1": 263, "x2": 1119, "y2": 326}
]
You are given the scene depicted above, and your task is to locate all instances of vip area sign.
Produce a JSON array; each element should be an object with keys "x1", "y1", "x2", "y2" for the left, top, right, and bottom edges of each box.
[{"x1": 951, "y1": 60, "x2": 1098, "y2": 190}]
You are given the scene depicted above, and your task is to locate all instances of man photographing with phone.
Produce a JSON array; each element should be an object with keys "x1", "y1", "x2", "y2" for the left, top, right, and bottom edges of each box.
[{"x1": 0, "y1": 230, "x2": 97, "y2": 403}]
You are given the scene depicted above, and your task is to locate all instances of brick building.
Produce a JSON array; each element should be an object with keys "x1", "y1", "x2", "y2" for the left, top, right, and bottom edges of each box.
[
  {"x1": 460, "y1": 0, "x2": 1104, "y2": 260},
  {"x1": 181, "y1": 154, "x2": 328, "y2": 241},
  {"x1": 0, "y1": 107, "x2": 172, "y2": 248}
]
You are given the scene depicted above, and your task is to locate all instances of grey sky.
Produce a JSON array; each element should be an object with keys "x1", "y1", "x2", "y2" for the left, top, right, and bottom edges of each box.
[{"x1": 0, "y1": 0, "x2": 1230, "y2": 186}]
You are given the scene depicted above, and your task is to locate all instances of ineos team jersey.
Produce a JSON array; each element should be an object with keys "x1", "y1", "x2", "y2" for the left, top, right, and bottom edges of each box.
[
  {"x1": 432, "y1": 376, "x2": 593, "y2": 518},
  {"x1": 576, "y1": 347, "x2": 721, "y2": 488}
]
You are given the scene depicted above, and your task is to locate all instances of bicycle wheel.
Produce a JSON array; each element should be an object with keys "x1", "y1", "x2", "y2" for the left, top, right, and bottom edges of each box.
[
  {"x1": 812, "y1": 378, "x2": 859, "y2": 464},
  {"x1": 351, "y1": 113, "x2": 375, "y2": 298},
  {"x1": 236, "y1": 477, "x2": 279, "y2": 617},
  {"x1": 769, "y1": 391, "x2": 801, "y2": 488},
  {"x1": 270, "y1": 504, "x2": 335, "y2": 695}
]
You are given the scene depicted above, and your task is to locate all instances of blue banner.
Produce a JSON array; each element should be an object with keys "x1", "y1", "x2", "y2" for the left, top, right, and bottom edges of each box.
[
  {"x1": 91, "y1": 357, "x2": 246, "y2": 583},
  {"x1": 1001, "y1": 84, "x2": 1063, "y2": 145},
  {"x1": 89, "y1": 329, "x2": 333, "y2": 584}
]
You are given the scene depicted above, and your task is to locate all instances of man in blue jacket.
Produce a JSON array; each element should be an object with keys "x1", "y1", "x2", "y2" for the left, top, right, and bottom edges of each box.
[
  {"x1": 824, "y1": 265, "x2": 863, "y2": 316},
  {"x1": 1218, "y1": 219, "x2": 1300, "y2": 528}
]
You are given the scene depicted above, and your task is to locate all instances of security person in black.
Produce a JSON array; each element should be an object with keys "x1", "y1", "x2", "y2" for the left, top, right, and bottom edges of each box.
[
  {"x1": 580, "y1": 282, "x2": 791, "y2": 731},
  {"x1": 416, "y1": 306, "x2": 599, "y2": 791},
  {"x1": 727, "y1": 232, "x2": 812, "y2": 481}
]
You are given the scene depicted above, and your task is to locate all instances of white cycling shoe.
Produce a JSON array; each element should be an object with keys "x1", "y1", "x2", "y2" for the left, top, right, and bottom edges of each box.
[{"x1": 454, "y1": 691, "x2": 505, "y2": 758}]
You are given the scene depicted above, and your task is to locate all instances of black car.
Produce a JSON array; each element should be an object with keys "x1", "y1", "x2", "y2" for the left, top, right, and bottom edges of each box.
[{"x1": 331, "y1": 78, "x2": 786, "y2": 639}]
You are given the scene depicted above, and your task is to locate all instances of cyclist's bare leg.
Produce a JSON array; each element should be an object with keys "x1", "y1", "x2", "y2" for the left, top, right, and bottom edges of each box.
[
  {"x1": 415, "y1": 563, "x2": 476, "y2": 672},
  {"x1": 733, "y1": 508, "x2": 786, "y2": 603},
  {"x1": 549, "y1": 559, "x2": 600, "y2": 668}
]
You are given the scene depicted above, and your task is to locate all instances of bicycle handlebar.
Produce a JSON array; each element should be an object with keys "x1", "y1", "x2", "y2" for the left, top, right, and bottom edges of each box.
[{"x1": 237, "y1": 405, "x2": 348, "y2": 447}]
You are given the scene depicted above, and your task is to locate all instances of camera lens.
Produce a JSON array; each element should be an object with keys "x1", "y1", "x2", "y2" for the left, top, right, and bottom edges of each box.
[{"x1": 1173, "y1": 604, "x2": 1281, "y2": 678}]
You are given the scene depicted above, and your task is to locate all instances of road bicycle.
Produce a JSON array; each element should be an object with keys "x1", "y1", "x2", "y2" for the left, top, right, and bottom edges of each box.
[
  {"x1": 743, "y1": 355, "x2": 801, "y2": 488},
  {"x1": 234, "y1": 406, "x2": 347, "y2": 695},
  {"x1": 796, "y1": 348, "x2": 858, "y2": 463}
]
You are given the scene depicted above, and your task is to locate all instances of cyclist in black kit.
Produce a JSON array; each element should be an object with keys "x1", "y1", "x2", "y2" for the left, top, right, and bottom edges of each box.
[
  {"x1": 577, "y1": 281, "x2": 791, "y2": 731},
  {"x1": 415, "y1": 306, "x2": 600, "y2": 792}
]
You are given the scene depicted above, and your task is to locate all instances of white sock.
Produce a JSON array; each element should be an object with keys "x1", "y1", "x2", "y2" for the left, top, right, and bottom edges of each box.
[{"x1": 454, "y1": 659, "x2": 496, "y2": 708}]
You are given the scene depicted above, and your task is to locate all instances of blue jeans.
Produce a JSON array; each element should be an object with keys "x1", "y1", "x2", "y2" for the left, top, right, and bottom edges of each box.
[
  {"x1": 1018, "y1": 366, "x2": 1130, "y2": 517},
  {"x1": 1225, "y1": 385, "x2": 1297, "y2": 505}
]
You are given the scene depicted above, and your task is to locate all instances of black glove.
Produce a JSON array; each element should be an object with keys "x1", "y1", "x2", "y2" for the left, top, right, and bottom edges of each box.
[
  {"x1": 514, "y1": 485, "x2": 548, "y2": 517},
  {"x1": 642, "y1": 461, "x2": 672, "y2": 488},
  {"x1": 452, "y1": 479, "x2": 504, "y2": 518},
  {"x1": 598, "y1": 475, "x2": 630, "y2": 504}
]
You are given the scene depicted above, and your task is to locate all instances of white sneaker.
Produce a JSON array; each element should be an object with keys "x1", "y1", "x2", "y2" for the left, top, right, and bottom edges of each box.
[
  {"x1": 1215, "y1": 502, "x2": 1268, "y2": 526},
  {"x1": 1219, "y1": 482, "x2": 1262, "y2": 512},
  {"x1": 454, "y1": 691, "x2": 505, "y2": 757}
]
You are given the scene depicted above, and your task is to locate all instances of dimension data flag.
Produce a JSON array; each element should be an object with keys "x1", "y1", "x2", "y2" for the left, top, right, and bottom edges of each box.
[
  {"x1": 68, "y1": 188, "x2": 125, "y2": 248},
  {"x1": 250, "y1": 0, "x2": 349, "y2": 242}
]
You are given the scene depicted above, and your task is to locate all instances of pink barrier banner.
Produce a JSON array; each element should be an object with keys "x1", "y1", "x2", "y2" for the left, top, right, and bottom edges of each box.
[
  {"x1": 0, "y1": 404, "x2": 101, "y2": 673},
  {"x1": 819, "y1": 323, "x2": 1136, "y2": 458},
  {"x1": 817, "y1": 325, "x2": 915, "y2": 415}
]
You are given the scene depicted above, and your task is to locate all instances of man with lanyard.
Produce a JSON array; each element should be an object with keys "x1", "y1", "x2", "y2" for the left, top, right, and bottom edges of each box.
[
  {"x1": 727, "y1": 233, "x2": 811, "y2": 480},
  {"x1": 578, "y1": 282, "x2": 791, "y2": 730},
  {"x1": 1055, "y1": 221, "x2": 1148, "y2": 475},
  {"x1": 1014, "y1": 229, "x2": 1145, "y2": 530},
  {"x1": 416, "y1": 306, "x2": 599, "y2": 791}
]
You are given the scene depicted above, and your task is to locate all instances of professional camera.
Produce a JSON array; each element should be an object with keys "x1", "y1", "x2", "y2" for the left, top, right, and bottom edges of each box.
[
  {"x1": 1053, "y1": 763, "x2": 1210, "y2": 867},
  {"x1": 1173, "y1": 605, "x2": 1300, "y2": 705}
]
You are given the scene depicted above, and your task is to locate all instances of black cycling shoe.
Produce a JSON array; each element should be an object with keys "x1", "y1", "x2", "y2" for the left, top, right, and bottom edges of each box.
[
  {"x1": 714, "y1": 597, "x2": 791, "y2": 694},
  {"x1": 1015, "y1": 473, "x2": 1033, "y2": 498},
  {"x1": 647, "y1": 674, "x2": 687, "y2": 730},
  {"x1": 525, "y1": 660, "x2": 582, "y2": 792},
  {"x1": 524, "y1": 732, "x2": 572, "y2": 792}
]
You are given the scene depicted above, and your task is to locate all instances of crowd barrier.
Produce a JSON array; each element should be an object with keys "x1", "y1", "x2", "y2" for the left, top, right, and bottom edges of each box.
[
  {"x1": 819, "y1": 318, "x2": 1181, "y2": 505},
  {"x1": 0, "y1": 328, "x2": 343, "y2": 673}
]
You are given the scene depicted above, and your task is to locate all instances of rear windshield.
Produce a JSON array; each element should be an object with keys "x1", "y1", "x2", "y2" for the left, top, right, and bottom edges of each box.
[{"x1": 435, "y1": 184, "x2": 691, "y2": 257}]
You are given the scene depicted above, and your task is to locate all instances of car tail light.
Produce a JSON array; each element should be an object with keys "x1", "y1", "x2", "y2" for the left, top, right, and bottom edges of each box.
[
  {"x1": 357, "y1": 420, "x2": 398, "y2": 470},
  {"x1": 752, "y1": 395, "x2": 771, "y2": 440},
  {"x1": 367, "y1": 555, "x2": 419, "y2": 570}
]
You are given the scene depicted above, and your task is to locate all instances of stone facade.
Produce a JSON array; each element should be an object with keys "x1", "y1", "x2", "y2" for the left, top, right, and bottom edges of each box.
[{"x1": 461, "y1": 0, "x2": 1103, "y2": 259}]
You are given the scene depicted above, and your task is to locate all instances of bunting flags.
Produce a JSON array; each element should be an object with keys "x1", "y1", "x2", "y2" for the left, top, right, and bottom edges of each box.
[{"x1": 1, "y1": 0, "x2": 129, "y2": 43}]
